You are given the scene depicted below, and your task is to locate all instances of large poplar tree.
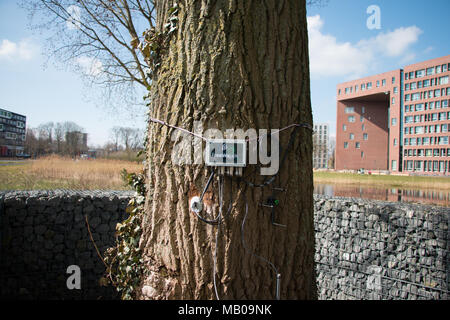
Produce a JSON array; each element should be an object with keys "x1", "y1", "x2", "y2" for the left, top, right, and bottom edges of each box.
[{"x1": 140, "y1": 0, "x2": 315, "y2": 299}]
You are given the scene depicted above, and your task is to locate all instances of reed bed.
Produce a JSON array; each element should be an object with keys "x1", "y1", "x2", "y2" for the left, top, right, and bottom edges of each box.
[{"x1": 0, "y1": 155, "x2": 143, "y2": 190}]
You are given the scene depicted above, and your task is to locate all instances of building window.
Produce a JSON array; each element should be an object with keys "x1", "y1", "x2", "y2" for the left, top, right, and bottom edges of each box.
[
  {"x1": 411, "y1": 82, "x2": 417, "y2": 90},
  {"x1": 376, "y1": 80, "x2": 380, "y2": 87},
  {"x1": 438, "y1": 137, "x2": 448, "y2": 145},
  {"x1": 343, "y1": 124, "x2": 347, "y2": 131},
  {"x1": 416, "y1": 69, "x2": 425, "y2": 78},
  {"x1": 392, "y1": 160, "x2": 397, "y2": 171},
  {"x1": 362, "y1": 124, "x2": 365, "y2": 131},
  {"x1": 426, "y1": 67, "x2": 435, "y2": 76},
  {"x1": 338, "y1": 89, "x2": 341, "y2": 95},
  {"x1": 363, "y1": 133, "x2": 368, "y2": 140},
  {"x1": 345, "y1": 106, "x2": 355, "y2": 113},
  {"x1": 392, "y1": 97, "x2": 395, "y2": 105},
  {"x1": 355, "y1": 142, "x2": 360, "y2": 149},
  {"x1": 382, "y1": 79, "x2": 386, "y2": 86},
  {"x1": 391, "y1": 118, "x2": 397, "y2": 126},
  {"x1": 367, "y1": 82, "x2": 372, "y2": 89},
  {"x1": 349, "y1": 133, "x2": 354, "y2": 140},
  {"x1": 394, "y1": 87, "x2": 398, "y2": 94},
  {"x1": 393, "y1": 138, "x2": 398, "y2": 146},
  {"x1": 344, "y1": 142, "x2": 348, "y2": 149},
  {"x1": 436, "y1": 65, "x2": 442, "y2": 73},
  {"x1": 439, "y1": 76, "x2": 449, "y2": 85},
  {"x1": 361, "y1": 151, "x2": 364, "y2": 158},
  {"x1": 348, "y1": 116, "x2": 355, "y2": 123},
  {"x1": 0, "y1": 124, "x2": 3, "y2": 131},
  {"x1": 392, "y1": 77, "x2": 396, "y2": 84}
]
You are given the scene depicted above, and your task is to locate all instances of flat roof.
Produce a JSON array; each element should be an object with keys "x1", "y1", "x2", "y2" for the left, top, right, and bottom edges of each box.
[{"x1": 0, "y1": 108, "x2": 26, "y2": 118}]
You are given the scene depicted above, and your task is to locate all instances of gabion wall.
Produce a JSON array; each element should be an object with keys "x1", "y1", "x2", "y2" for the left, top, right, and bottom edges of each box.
[
  {"x1": 314, "y1": 195, "x2": 449, "y2": 300},
  {"x1": 0, "y1": 191, "x2": 448, "y2": 299},
  {"x1": 0, "y1": 190, "x2": 133, "y2": 299}
]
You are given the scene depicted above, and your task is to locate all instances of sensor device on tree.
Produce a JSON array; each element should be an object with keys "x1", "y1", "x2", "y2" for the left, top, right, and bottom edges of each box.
[{"x1": 205, "y1": 139, "x2": 246, "y2": 176}]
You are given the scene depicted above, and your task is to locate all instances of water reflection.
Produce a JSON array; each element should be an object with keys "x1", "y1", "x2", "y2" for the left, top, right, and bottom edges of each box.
[{"x1": 314, "y1": 183, "x2": 450, "y2": 207}]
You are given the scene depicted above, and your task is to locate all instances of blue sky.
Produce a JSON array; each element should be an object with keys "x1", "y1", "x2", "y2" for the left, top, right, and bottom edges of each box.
[{"x1": 0, "y1": 0, "x2": 449, "y2": 146}]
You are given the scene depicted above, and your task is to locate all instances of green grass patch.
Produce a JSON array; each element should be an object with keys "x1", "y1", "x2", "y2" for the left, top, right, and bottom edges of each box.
[{"x1": 314, "y1": 171, "x2": 450, "y2": 191}]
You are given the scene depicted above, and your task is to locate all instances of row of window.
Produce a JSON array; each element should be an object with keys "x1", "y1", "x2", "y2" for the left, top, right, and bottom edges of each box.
[
  {"x1": 404, "y1": 100, "x2": 449, "y2": 112},
  {"x1": 343, "y1": 123, "x2": 368, "y2": 132},
  {"x1": 0, "y1": 125, "x2": 26, "y2": 134},
  {"x1": 404, "y1": 63, "x2": 449, "y2": 81},
  {"x1": 407, "y1": 160, "x2": 449, "y2": 172},
  {"x1": 404, "y1": 112, "x2": 450, "y2": 123},
  {"x1": 346, "y1": 133, "x2": 369, "y2": 141},
  {"x1": 405, "y1": 88, "x2": 450, "y2": 101},
  {"x1": 0, "y1": 110, "x2": 25, "y2": 122},
  {"x1": 404, "y1": 160, "x2": 449, "y2": 172},
  {"x1": 405, "y1": 76, "x2": 449, "y2": 91},
  {"x1": 0, "y1": 110, "x2": 12, "y2": 119},
  {"x1": 1, "y1": 132, "x2": 26, "y2": 140},
  {"x1": 404, "y1": 124, "x2": 448, "y2": 135},
  {"x1": 404, "y1": 148, "x2": 449, "y2": 157},
  {"x1": 0, "y1": 117, "x2": 26, "y2": 128},
  {"x1": 404, "y1": 136, "x2": 449, "y2": 146},
  {"x1": 339, "y1": 77, "x2": 397, "y2": 95}
]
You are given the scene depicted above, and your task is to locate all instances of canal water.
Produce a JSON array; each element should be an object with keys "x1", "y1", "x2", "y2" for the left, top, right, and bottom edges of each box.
[{"x1": 314, "y1": 183, "x2": 450, "y2": 207}]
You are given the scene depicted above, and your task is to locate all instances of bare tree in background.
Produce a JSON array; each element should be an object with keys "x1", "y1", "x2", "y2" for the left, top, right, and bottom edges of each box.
[
  {"x1": 22, "y1": 0, "x2": 325, "y2": 113},
  {"x1": 110, "y1": 126, "x2": 122, "y2": 152},
  {"x1": 22, "y1": 0, "x2": 156, "y2": 112}
]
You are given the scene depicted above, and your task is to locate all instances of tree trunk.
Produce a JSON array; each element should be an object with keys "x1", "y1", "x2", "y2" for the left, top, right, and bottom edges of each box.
[{"x1": 140, "y1": 0, "x2": 316, "y2": 300}]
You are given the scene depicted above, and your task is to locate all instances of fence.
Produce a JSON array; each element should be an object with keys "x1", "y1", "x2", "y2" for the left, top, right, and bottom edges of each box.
[
  {"x1": 314, "y1": 196, "x2": 449, "y2": 300},
  {"x1": 0, "y1": 191, "x2": 448, "y2": 299}
]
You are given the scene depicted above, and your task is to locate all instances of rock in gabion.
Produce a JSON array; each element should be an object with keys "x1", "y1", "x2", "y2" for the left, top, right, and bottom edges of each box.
[
  {"x1": 0, "y1": 190, "x2": 134, "y2": 299},
  {"x1": 314, "y1": 195, "x2": 449, "y2": 300}
]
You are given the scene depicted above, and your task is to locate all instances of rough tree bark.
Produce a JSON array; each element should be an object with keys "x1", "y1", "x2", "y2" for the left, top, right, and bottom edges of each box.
[{"x1": 140, "y1": 0, "x2": 316, "y2": 300}]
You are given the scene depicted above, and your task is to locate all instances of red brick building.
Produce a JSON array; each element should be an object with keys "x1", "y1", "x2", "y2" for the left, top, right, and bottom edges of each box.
[{"x1": 336, "y1": 55, "x2": 450, "y2": 174}]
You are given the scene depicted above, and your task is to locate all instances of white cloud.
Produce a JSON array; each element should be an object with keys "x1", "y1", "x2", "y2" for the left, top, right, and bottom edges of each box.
[
  {"x1": 0, "y1": 39, "x2": 37, "y2": 61},
  {"x1": 75, "y1": 56, "x2": 103, "y2": 77},
  {"x1": 358, "y1": 26, "x2": 422, "y2": 57},
  {"x1": 307, "y1": 15, "x2": 423, "y2": 78}
]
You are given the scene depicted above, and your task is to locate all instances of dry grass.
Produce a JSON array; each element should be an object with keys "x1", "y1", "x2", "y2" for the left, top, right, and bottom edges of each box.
[{"x1": 0, "y1": 155, "x2": 143, "y2": 190}]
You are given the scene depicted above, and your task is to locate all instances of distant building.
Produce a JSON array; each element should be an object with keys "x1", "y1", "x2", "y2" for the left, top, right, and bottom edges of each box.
[
  {"x1": 0, "y1": 108, "x2": 26, "y2": 157},
  {"x1": 313, "y1": 123, "x2": 329, "y2": 169},
  {"x1": 336, "y1": 55, "x2": 450, "y2": 174}
]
